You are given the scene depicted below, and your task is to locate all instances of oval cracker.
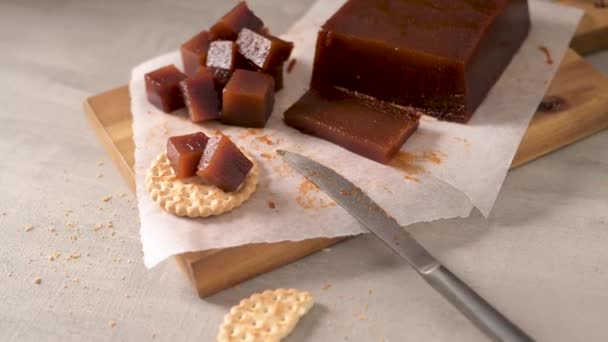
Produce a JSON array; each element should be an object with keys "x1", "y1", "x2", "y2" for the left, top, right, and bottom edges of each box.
[
  {"x1": 217, "y1": 288, "x2": 314, "y2": 342},
  {"x1": 145, "y1": 151, "x2": 258, "y2": 217}
]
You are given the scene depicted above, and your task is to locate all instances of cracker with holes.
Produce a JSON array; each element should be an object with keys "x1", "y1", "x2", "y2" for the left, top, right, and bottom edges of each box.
[
  {"x1": 217, "y1": 288, "x2": 314, "y2": 342},
  {"x1": 145, "y1": 132, "x2": 258, "y2": 217}
]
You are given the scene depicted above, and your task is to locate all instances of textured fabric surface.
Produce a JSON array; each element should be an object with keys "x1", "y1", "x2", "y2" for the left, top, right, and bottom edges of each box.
[{"x1": 1, "y1": 1, "x2": 607, "y2": 341}]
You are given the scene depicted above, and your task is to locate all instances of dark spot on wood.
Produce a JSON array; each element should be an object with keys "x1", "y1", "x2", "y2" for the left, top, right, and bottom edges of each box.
[
  {"x1": 287, "y1": 59, "x2": 297, "y2": 73},
  {"x1": 538, "y1": 95, "x2": 567, "y2": 113},
  {"x1": 595, "y1": 0, "x2": 607, "y2": 8}
]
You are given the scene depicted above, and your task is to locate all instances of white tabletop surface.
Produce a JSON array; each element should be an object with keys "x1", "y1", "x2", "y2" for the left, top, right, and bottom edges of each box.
[{"x1": 1, "y1": 1, "x2": 607, "y2": 341}]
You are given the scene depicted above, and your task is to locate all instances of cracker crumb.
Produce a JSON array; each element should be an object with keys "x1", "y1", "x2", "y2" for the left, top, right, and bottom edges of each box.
[
  {"x1": 66, "y1": 252, "x2": 81, "y2": 260},
  {"x1": 322, "y1": 248, "x2": 332, "y2": 252},
  {"x1": 33, "y1": 277, "x2": 42, "y2": 285},
  {"x1": 97, "y1": 173, "x2": 104, "y2": 179},
  {"x1": 48, "y1": 252, "x2": 61, "y2": 261},
  {"x1": 322, "y1": 283, "x2": 332, "y2": 290},
  {"x1": 118, "y1": 193, "x2": 127, "y2": 198},
  {"x1": 92, "y1": 224, "x2": 103, "y2": 232},
  {"x1": 106, "y1": 221, "x2": 114, "y2": 228},
  {"x1": 23, "y1": 225, "x2": 34, "y2": 232},
  {"x1": 108, "y1": 320, "x2": 117, "y2": 328},
  {"x1": 101, "y1": 196, "x2": 112, "y2": 203},
  {"x1": 357, "y1": 314, "x2": 367, "y2": 321},
  {"x1": 48, "y1": 226, "x2": 56, "y2": 232},
  {"x1": 68, "y1": 235, "x2": 79, "y2": 241},
  {"x1": 97, "y1": 161, "x2": 104, "y2": 167}
]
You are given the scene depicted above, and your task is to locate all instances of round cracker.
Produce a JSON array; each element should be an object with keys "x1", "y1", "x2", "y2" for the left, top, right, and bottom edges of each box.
[{"x1": 145, "y1": 151, "x2": 258, "y2": 217}]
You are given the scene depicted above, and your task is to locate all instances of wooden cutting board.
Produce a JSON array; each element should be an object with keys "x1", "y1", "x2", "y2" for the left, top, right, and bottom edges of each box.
[
  {"x1": 84, "y1": 49, "x2": 608, "y2": 298},
  {"x1": 85, "y1": 0, "x2": 608, "y2": 296}
]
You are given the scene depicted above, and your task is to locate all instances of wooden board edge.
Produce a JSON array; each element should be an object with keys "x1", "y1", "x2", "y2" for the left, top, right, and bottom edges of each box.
[
  {"x1": 556, "y1": 0, "x2": 608, "y2": 55},
  {"x1": 571, "y1": 27, "x2": 608, "y2": 56},
  {"x1": 174, "y1": 255, "x2": 196, "y2": 285},
  {"x1": 512, "y1": 112, "x2": 608, "y2": 168},
  {"x1": 182, "y1": 237, "x2": 347, "y2": 297},
  {"x1": 83, "y1": 93, "x2": 136, "y2": 192}
]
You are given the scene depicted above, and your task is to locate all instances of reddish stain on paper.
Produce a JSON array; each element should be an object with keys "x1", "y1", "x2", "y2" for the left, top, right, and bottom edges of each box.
[
  {"x1": 390, "y1": 151, "x2": 446, "y2": 182},
  {"x1": 296, "y1": 180, "x2": 336, "y2": 209},
  {"x1": 538, "y1": 45, "x2": 553, "y2": 65}
]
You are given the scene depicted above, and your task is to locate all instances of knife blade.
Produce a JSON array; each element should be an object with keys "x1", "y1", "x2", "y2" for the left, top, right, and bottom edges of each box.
[{"x1": 278, "y1": 150, "x2": 533, "y2": 342}]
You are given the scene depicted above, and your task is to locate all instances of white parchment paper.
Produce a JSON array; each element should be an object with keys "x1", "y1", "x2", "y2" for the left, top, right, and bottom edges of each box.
[{"x1": 130, "y1": 0, "x2": 582, "y2": 268}]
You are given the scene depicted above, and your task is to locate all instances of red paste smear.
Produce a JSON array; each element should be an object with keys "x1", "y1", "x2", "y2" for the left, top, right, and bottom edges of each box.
[
  {"x1": 237, "y1": 129, "x2": 279, "y2": 146},
  {"x1": 538, "y1": 45, "x2": 553, "y2": 65},
  {"x1": 256, "y1": 135, "x2": 274, "y2": 145},
  {"x1": 389, "y1": 151, "x2": 446, "y2": 182},
  {"x1": 260, "y1": 152, "x2": 274, "y2": 160},
  {"x1": 238, "y1": 129, "x2": 260, "y2": 139},
  {"x1": 296, "y1": 180, "x2": 336, "y2": 209}
]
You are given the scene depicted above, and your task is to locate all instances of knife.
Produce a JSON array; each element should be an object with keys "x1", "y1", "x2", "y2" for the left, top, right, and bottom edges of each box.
[{"x1": 278, "y1": 150, "x2": 533, "y2": 342}]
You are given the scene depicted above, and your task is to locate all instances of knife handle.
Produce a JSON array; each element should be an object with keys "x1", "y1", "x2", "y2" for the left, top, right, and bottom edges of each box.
[{"x1": 421, "y1": 265, "x2": 534, "y2": 342}]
